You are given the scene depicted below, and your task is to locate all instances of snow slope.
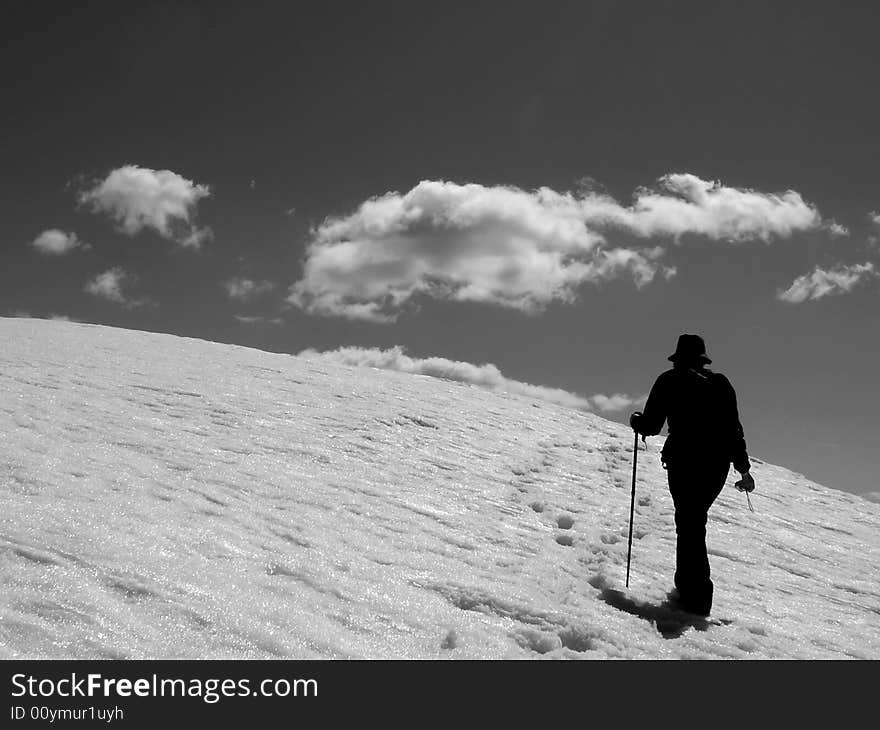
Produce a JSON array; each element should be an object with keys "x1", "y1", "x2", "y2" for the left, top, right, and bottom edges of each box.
[{"x1": 1, "y1": 318, "x2": 877, "y2": 659}]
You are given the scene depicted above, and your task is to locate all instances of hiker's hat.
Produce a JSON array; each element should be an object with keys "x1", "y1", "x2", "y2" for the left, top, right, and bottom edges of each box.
[{"x1": 668, "y1": 334, "x2": 712, "y2": 365}]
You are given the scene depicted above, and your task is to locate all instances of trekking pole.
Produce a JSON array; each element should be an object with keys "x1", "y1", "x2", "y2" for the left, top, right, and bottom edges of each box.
[{"x1": 625, "y1": 428, "x2": 638, "y2": 587}]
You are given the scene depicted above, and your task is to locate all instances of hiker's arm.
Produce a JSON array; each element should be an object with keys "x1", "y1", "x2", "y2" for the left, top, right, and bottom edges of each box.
[
  {"x1": 726, "y1": 377, "x2": 750, "y2": 474},
  {"x1": 631, "y1": 375, "x2": 667, "y2": 437}
]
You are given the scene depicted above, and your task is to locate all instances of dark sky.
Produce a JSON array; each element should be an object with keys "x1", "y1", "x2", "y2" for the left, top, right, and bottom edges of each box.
[{"x1": 2, "y1": 2, "x2": 879, "y2": 498}]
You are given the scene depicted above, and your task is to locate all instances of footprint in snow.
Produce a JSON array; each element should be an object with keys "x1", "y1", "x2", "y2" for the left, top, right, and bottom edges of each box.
[
  {"x1": 556, "y1": 514, "x2": 575, "y2": 530},
  {"x1": 556, "y1": 534, "x2": 574, "y2": 547},
  {"x1": 441, "y1": 630, "x2": 458, "y2": 650}
]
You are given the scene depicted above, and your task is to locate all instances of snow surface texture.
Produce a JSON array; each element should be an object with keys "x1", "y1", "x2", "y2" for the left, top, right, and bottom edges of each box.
[{"x1": 1, "y1": 318, "x2": 877, "y2": 659}]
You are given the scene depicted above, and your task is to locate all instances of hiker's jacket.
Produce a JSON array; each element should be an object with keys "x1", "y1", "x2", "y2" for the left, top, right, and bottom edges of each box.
[{"x1": 633, "y1": 366, "x2": 750, "y2": 473}]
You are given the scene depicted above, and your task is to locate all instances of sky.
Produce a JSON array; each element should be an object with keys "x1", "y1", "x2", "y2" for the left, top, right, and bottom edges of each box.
[
  {"x1": 2, "y1": 2, "x2": 879, "y2": 497},
  {"x1": 3, "y1": 318, "x2": 876, "y2": 659}
]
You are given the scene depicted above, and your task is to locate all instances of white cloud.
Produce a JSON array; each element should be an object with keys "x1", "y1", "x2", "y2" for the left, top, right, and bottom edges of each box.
[
  {"x1": 289, "y1": 175, "x2": 822, "y2": 322},
  {"x1": 590, "y1": 246, "x2": 673, "y2": 288},
  {"x1": 223, "y1": 277, "x2": 276, "y2": 300},
  {"x1": 30, "y1": 229, "x2": 88, "y2": 255},
  {"x1": 234, "y1": 315, "x2": 282, "y2": 325},
  {"x1": 4, "y1": 311, "x2": 77, "y2": 322},
  {"x1": 301, "y1": 346, "x2": 591, "y2": 409},
  {"x1": 582, "y1": 173, "x2": 822, "y2": 243},
  {"x1": 84, "y1": 268, "x2": 151, "y2": 309},
  {"x1": 777, "y1": 263, "x2": 876, "y2": 303},
  {"x1": 868, "y1": 212, "x2": 880, "y2": 247},
  {"x1": 299, "y1": 346, "x2": 638, "y2": 413},
  {"x1": 590, "y1": 393, "x2": 646, "y2": 413},
  {"x1": 78, "y1": 165, "x2": 211, "y2": 248},
  {"x1": 825, "y1": 222, "x2": 849, "y2": 238}
]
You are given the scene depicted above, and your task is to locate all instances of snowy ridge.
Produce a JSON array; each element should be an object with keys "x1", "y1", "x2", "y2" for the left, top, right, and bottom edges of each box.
[{"x1": 1, "y1": 318, "x2": 877, "y2": 659}]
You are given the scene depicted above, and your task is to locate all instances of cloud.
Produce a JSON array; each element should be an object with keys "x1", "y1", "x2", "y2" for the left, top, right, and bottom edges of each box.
[
  {"x1": 301, "y1": 346, "x2": 591, "y2": 409},
  {"x1": 825, "y1": 222, "x2": 849, "y2": 238},
  {"x1": 868, "y1": 213, "x2": 880, "y2": 247},
  {"x1": 777, "y1": 263, "x2": 876, "y2": 303},
  {"x1": 582, "y1": 173, "x2": 822, "y2": 243},
  {"x1": 223, "y1": 277, "x2": 276, "y2": 300},
  {"x1": 84, "y1": 267, "x2": 151, "y2": 309},
  {"x1": 30, "y1": 229, "x2": 88, "y2": 255},
  {"x1": 234, "y1": 315, "x2": 282, "y2": 325},
  {"x1": 590, "y1": 392, "x2": 646, "y2": 413},
  {"x1": 299, "y1": 346, "x2": 639, "y2": 413},
  {"x1": 3, "y1": 311, "x2": 77, "y2": 322},
  {"x1": 289, "y1": 175, "x2": 823, "y2": 322},
  {"x1": 78, "y1": 165, "x2": 211, "y2": 248}
]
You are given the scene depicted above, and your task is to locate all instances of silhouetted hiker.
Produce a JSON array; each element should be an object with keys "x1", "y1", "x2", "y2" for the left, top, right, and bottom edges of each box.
[{"x1": 630, "y1": 334, "x2": 754, "y2": 616}]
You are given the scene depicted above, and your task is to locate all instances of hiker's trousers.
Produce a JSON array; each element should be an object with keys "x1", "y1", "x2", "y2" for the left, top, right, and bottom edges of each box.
[{"x1": 665, "y1": 459, "x2": 730, "y2": 613}]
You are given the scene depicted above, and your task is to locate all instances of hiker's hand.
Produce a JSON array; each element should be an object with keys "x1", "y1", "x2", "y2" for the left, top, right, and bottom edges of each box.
[
  {"x1": 735, "y1": 472, "x2": 755, "y2": 493},
  {"x1": 629, "y1": 411, "x2": 643, "y2": 433}
]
